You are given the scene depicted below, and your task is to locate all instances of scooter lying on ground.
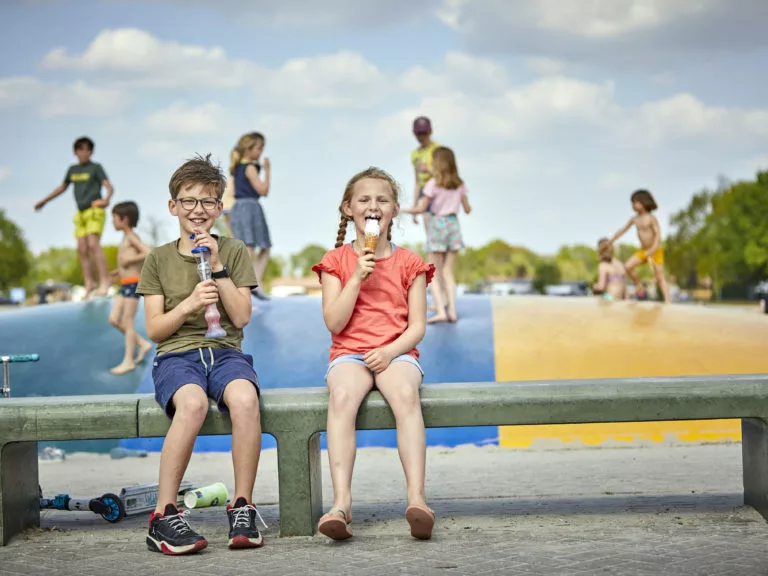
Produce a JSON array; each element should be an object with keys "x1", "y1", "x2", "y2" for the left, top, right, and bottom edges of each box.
[
  {"x1": 2, "y1": 352, "x2": 192, "y2": 523},
  {"x1": 39, "y1": 481, "x2": 193, "y2": 523}
]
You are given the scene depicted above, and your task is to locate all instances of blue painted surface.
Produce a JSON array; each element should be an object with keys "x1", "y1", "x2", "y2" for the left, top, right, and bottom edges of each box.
[
  {"x1": 1, "y1": 295, "x2": 496, "y2": 452},
  {"x1": 0, "y1": 298, "x2": 145, "y2": 453}
]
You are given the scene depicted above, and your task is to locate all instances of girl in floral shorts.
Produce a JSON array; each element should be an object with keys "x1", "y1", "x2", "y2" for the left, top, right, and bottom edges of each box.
[{"x1": 404, "y1": 146, "x2": 472, "y2": 324}]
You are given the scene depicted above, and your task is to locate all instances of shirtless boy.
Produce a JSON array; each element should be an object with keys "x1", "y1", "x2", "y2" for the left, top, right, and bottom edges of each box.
[
  {"x1": 607, "y1": 189, "x2": 671, "y2": 304},
  {"x1": 109, "y1": 201, "x2": 153, "y2": 374}
]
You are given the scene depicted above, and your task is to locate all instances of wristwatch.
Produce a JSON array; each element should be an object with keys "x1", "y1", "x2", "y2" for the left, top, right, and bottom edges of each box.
[{"x1": 211, "y1": 265, "x2": 229, "y2": 279}]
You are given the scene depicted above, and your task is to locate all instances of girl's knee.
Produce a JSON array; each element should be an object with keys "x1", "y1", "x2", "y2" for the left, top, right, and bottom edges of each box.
[
  {"x1": 328, "y1": 386, "x2": 360, "y2": 414},
  {"x1": 109, "y1": 316, "x2": 122, "y2": 329},
  {"x1": 390, "y1": 386, "x2": 422, "y2": 414}
]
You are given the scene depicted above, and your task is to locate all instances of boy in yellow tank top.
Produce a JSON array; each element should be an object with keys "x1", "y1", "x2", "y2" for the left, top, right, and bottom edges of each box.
[{"x1": 410, "y1": 116, "x2": 440, "y2": 226}]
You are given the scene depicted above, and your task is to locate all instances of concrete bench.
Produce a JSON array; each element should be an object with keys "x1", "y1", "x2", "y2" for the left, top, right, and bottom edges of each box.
[{"x1": 2, "y1": 375, "x2": 768, "y2": 545}]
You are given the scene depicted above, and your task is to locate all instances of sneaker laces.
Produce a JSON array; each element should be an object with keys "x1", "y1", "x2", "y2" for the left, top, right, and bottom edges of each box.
[
  {"x1": 232, "y1": 504, "x2": 268, "y2": 529},
  {"x1": 164, "y1": 509, "x2": 194, "y2": 535}
]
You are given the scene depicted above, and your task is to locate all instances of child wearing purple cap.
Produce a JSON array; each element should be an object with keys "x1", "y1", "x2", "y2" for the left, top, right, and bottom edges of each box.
[{"x1": 410, "y1": 117, "x2": 441, "y2": 229}]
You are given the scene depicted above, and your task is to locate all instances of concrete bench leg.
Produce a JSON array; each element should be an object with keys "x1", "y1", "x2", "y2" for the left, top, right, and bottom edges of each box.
[
  {"x1": 275, "y1": 432, "x2": 322, "y2": 537},
  {"x1": 742, "y1": 418, "x2": 768, "y2": 521},
  {"x1": 0, "y1": 441, "x2": 40, "y2": 546}
]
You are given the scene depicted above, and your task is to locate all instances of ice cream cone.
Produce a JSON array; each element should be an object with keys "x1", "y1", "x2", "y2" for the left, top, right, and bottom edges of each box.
[{"x1": 365, "y1": 234, "x2": 378, "y2": 251}]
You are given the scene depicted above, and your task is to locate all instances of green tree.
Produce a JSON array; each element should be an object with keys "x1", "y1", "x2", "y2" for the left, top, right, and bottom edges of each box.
[
  {"x1": 289, "y1": 244, "x2": 328, "y2": 277},
  {"x1": 555, "y1": 244, "x2": 597, "y2": 281},
  {"x1": 533, "y1": 260, "x2": 561, "y2": 294},
  {"x1": 0, "y1": 210, "x2": 30, "y2": 292}
]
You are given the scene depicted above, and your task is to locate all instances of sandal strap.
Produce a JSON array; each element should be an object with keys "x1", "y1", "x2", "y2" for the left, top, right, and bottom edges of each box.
[{"x1": 326, "y1": 507, "x2": 350, "y2": 524}]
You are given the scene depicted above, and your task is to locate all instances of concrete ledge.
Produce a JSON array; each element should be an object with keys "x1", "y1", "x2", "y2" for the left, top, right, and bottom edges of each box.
[
  {"x1": 4, "y1": 374, "x2": 768, "y2": 542},
  {"x1": 0, "y1": 395, "x2": 140, "y2": 442}
]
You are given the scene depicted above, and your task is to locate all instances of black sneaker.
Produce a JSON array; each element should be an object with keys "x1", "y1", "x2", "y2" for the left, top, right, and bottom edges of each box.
[
  {"x1": 147, "y1": 504, "x2": 208, "y2": 555},
  {"x1": 227, "y1": 497, "x2": 266, "y2": 549}
]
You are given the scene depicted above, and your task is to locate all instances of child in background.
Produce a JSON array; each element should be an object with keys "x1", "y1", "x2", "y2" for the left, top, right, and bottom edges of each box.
[
  {"x1": 312, "y1": 167, "x2": 436, "y2": 541},
  {"x1": 592, "y1": 238, "x2": 627, "y2": 301},
  {"x1": 108, "y1": 201, "x2": 153, "y2": 374},
  {"x1": 607, "y1": 189, "x2": 671, "y2": 304},
  {"x1": 229, "y1": 132, "x2": 271, "y2": 300},
  {"x1": 35, "y1": 136, "x2": 113, "y2": 297},
  {"x1": 404, "y1": 146, "x2": 471, "y2": 323}
]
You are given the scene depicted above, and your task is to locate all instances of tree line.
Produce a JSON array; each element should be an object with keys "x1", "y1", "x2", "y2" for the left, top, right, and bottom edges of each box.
[{"x1": 1, "y1": 169, "x2": 766, "y2": 299}]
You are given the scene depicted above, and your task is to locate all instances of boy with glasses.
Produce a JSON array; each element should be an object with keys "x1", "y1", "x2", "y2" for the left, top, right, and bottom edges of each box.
[{"x1": 137, "y1": 154, "x2": 265, "y2": 554}]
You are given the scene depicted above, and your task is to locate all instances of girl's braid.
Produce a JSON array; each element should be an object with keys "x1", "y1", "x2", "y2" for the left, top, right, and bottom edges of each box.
[{"x1": 335, "y1": 213, "x2": 349, "y2": 248}]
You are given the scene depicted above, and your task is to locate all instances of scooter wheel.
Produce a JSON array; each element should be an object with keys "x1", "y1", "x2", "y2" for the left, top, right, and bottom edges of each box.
[{"x1": 98, "y1": 493, "x2": 125, "y2": 523}]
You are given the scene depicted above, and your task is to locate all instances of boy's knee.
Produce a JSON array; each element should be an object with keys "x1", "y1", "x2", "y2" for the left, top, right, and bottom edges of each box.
[
  {"x1": 228, "y1": 386, "x2": 260, "y2": 416},
  {"x1": 174, "y1": 390, "x2": 209, "y2": 422}
]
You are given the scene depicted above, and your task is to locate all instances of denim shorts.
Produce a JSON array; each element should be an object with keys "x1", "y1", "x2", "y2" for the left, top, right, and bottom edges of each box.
[
  {"x1": 152, "y1": 347, "x2": 259, "y2": 419},
  {"x1": 325, "y1": 353, "x2": 424, "y2": 381}
]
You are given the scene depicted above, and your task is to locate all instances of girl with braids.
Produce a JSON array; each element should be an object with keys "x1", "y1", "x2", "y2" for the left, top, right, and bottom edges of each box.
[
  {"x1": 311, "y1": 167, "x2": 436, "y2": 541},
  {"x1": 229, "y1": 132, "x2": 271, "y2": 300}
]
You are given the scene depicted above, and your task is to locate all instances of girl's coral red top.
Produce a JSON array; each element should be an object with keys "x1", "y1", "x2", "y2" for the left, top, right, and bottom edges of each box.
[{"x1": 312, "y1": 244, "x2": 435, "y2": 362}]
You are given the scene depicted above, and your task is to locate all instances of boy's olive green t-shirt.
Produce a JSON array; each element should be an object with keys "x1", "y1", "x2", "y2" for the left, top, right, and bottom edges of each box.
[
  {"x1": 64, "y1": 162, "x2": 108, "y2": 212},
  {"x1": 136, "y1": 236, "x2": 258, "y2": 355}
]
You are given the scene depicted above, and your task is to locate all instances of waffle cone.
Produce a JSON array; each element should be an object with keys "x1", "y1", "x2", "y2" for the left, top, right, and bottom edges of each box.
[{"x1": 364, "y1": 234, "x2": 378, "y2": 251}]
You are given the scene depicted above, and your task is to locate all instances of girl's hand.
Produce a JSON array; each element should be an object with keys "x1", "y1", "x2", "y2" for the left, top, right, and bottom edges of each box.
[
  {"x1": 184, "y1": 280, "x2": 219, "y2": 314},
  {"x1": 354, "y1": 247, "x2": 376, "y2": 281},
  {"x1": 363, "y1": 347, "x2": 394, "y2": 374},
  {"x1": 262, "y1": 157, "x2": 270, "y2": 170},
  {"x1": 192, "y1": 230, "x2": 221, "y2": 269}
]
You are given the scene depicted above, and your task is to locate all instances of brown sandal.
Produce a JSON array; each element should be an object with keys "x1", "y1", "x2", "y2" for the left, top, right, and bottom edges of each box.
[
  {"x1": 318, "y1": 508, "x2": 353, "y2": 540},
  {"x1": 405, "y1": 504, "x2": 436, "y2": 540}
]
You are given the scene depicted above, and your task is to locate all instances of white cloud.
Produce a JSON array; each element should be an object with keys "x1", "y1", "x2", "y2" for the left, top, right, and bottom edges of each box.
[
  {"x1": 0, "y1": 77, "x2": 44, "y2": 109},
  {"x1": 42, "y1": 28, "x2": 255, "y2": 89},
  {"x1": 439, "y1": 0, "x2": 768, "y2": 67},
  {"x1": 41, "y1": 29, "x2": 390, "y2": 109},
  {"x1": 263, "y1": 52, "x2": 390, "y2": 109},
  {"x1": 391, "y1": 56, "x2": 768, "y2": 153},
  {"x1": 525, "y1": 57, "x2": 567, "y2": 76},
  {"x1": 402, "y1": 52, "x2": 508, "y2": 98},
  {"x1": 117, "y1": 0, "x2": 441, "y2": 27},
  {"x1": 0, "y1": 76, "x2": 129, "y2": 117},
  {"x1": 144, "y1": 102, "x2": 224, "y2": 135},
  {"x1": 0, "y1": 167, "x2": 10, "y2": 182},
  {"x1": 40, "y1": 81, "x2": 130, "y2": 117}
]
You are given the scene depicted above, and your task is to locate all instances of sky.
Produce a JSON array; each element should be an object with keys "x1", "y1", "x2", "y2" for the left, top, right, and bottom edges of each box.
[{"x1": 1, "y1": 0, "x2": 768, "y2": 258}]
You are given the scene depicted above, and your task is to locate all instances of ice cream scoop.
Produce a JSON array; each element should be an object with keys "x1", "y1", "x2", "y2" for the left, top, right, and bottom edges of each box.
[{"x1": 364, "y1": 218, "x2": 380, "y2": 251}]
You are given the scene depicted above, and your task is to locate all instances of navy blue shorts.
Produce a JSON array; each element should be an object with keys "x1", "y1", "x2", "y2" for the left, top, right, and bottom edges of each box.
[
  {"x1": 119, "y1": 282, "x2": 139, "y2": 299},
  {"x1": 152, "y1": 347, "x2": 260, "y2": 419}
]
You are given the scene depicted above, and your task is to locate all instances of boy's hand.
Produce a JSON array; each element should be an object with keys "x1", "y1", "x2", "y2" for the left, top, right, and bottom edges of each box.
[
  {"x1": 191, "y1": 230, "x2": 221, "y2": 269},
  {"x1": 109, "y1": 270, "x2": 120, "y2": 282},
  {"x1": 354, "y1": 247, "x2": 376, "y2": 281},
  {"x1": 91, "y1": 199, "x2": 109, "y2": 209},
  {"x1": 363, "y1": 347, "x2": 395, "y2": 374},
  {"x1": 34, "y1": 200, "x2": 46, "y2": 211},
  {"x1": 184, "y1": 280, "x2": 219, "y2": 314}
]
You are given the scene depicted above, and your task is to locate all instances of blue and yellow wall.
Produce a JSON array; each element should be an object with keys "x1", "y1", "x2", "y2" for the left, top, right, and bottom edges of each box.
[{"x1": 1, "y1": 295, "x2": 766, "y2": 452}]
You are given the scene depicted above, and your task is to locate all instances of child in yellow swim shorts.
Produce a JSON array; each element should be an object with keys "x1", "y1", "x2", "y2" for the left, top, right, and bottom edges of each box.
[{"x1": 35, "y1": 136, "x2": 114, "y2": 298}]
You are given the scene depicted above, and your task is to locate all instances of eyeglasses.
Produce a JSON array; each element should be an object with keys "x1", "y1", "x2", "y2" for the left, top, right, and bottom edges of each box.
[{"x1": 175, "y1": 198, "x2": 220, "y2": 211}]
